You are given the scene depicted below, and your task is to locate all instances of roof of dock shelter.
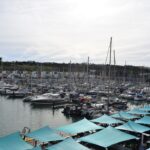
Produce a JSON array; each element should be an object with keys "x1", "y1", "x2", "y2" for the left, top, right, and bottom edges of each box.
[
  {"x1": 116, "y1": 121, "x2": 150, "y2": 133},
  {"x1": 47, "y1": 138, "x2": 90, "y2": 150},
  {"x1": 28, "y1": 147, "x2": 41, "y2": 150},
  {"x1": 26, "y1": 126, "x2": 64, "y2": 143},
  {"x1": 127, "y1": 109, "x2": 150, "y2": 115},
  {"x1": 79, "y1": 126, "x2": 137, "y2": 148},
  {"x1": 111, "y1": 111, "x2": 139, "y2": 120},
  {"x1": 135, "y1": 116, "x2": 150, "y2": 125},
  {"x1": 0, "y1": 132, "x2": 33, "y2": 150},
  {"x1": 139, "y1": 106, "x2": 150, "y2": 112},
  {"x1": 57, "y1": 118, "x2": 103, "y2": 135},
  {"x1": 91, "y1": 114, "x2": 124, "y2": 125}
]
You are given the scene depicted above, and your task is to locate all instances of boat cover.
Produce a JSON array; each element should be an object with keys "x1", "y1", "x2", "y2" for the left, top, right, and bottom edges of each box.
[
  {"x1": 28, "y1": 147, "x2": 41, "y2": 150},
  {"x1": 57, "y1": 118, "x2": 103, "y2": 135},
  {"x1": 47, "y1": 138, "x2": 89, "y2": 150},
  {"x1": 0, "y1": 132, "x2": 33, "y2": 150},
  {"x1": 79, "y1": 126, "x2": 137, "y2": 148},
  {"x1": 111, "y1": 111, "x2": 139, "y2": 120},
  {"x1": 116, "y1": 121, "x2": 150, "y2": 133},
  {"x1": 127, "y1": 109, "x2": 150, "y2": 115},
  {"x1": 135, "y1": 116, "x2": 150, "y2": 125},
  {"x1": 26, "y1": 126, "x2": 64, "y2": 143},
  {"x1": 139, "y1": 106, "x2": 150, "y2": 112},
  {"x1": 91, "y1": 114, "x2": 124, "y2": 125}
]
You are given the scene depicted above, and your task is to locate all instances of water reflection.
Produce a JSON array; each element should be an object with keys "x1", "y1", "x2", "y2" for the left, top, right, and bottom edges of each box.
[
  {"x1": 0, "y1": 96, "x2": 73, "y2": 136},
  {"x1": 0, "y1": 96, "x2": 150, "y2": 137}
]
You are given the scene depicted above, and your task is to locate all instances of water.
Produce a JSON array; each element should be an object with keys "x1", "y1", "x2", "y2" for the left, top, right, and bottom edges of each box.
[
  {"x1": 0, "y1": 96, "x2": 149, "y2": 137},
  {"x1": 0, "y1": 96, "x2": 74, "y2": 137}
]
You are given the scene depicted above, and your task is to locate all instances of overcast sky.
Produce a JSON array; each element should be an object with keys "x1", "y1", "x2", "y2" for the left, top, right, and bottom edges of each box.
[{"x1": 0, "y1": 0, "x2": 150, "y2": 66}]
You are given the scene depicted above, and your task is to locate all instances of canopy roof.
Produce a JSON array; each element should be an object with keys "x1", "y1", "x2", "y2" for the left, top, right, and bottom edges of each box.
[
  {"x1": 57, "y1": 118, "x2": 103, "y2": 135},
  {"x1": 91, "y1": 114, "x2": 124, "y2": 125},
  {"x1": 79, "y1": 126, "x2": 137, "y2": 148},
  {"x1": 127, "y1": 109, "x2": 150, "y2": 115},
  {"x1": 47, "y1": 138, "x2": 90, "y2": 150},
  {"x1": 111, "y1": 111, "x2": 139, "y2": 120},
  {"x1": 0, "y1": 132, "x2": 33, "y2": 150},
  {"x1": 135, "y1": 116, "x2": 150, "y2": 125},
  {"x1": 28, "y1": 147, "x2": 41, "y2": 150},
  {"x1": 139, "y1": 106, "x2": 150, "y2": 112},
  {"x1": 26, "y1": 126, "x2": 64, "y2": 143},
  {"x1": 116, "y1": 121, "x2": 150, "y2": 133}
]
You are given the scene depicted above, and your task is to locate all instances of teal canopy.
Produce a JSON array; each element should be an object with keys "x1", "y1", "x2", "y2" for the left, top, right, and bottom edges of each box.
[
  {"x1": 139, "y1": 106, "x2": 150, "y2": 112},
  {"x1": 116, "y1": 121, "x2": 150, "y2": 133},
  {"x1": 79, "y1": 126, "x2": 137, "y2": 148},
  {"x1": 28, "y1": 147, "x2": 41, "y2": 150},
  {"x1": 0, "y1": 132, "x2": 33, "y2": 150},
  {"x1": 47, "y1": 138, "x2": 90, "y2": 150},
  {"x1": 26, "y1": 126, "x2": 64, "y2": 143},
  {"x1": 127, "y1": 109, "x2": 150, "y2": 115},
  {"x1": 135, "y1": 116, "x2": 150, "y2": 125},
  {"x1": 57, "y1": 118, "x2": 103, "y2": 135},
  {"x1": 91, "y1": 114, "x2": 124, "y2": 125},
  {"x1": 111, "y1": 111, "x2": 139, "y2": 120}
]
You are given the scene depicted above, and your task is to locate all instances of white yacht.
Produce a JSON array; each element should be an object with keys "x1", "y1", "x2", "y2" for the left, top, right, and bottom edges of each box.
[{"x1": 31, "y1": 92, "x2": 69, "y2": 106}]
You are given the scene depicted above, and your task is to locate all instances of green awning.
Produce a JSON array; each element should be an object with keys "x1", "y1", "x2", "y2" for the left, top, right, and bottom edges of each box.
[
  {"x1": 79, "y1": 126, "x2": 137, "y2": 148},
  {"x1": 0, "y1": 132, "x2": 33, "y2": 150},
  {"x1": 135, "y1": 116, "x2": 150, "y2": 125},
  {"x1": 127, "y1": 109, "x2": 150, "y2": 115},
  {"x1": 47, "y1": 138, "x2": 90, "y2": 150},
  {"x1": 91, "y1": 114, "x2": 124, "y2": 125},
  {"x1": 111, "y1": 111, "x2": 139, "y2": 120},
  {"x1": 116, "y1": 121, "x2": 150, "y2": 133},
  {"x1": 26, "y1": 126, "x2": 64, "y2": 143},
  {"x1": 57, "y1": 118, "x2": 103, "y2": 135}
]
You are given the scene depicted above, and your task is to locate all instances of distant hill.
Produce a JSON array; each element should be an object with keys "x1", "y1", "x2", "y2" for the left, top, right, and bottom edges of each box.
[{"x1": 0, "y1": 61, "x2": 150, "y2": 82}]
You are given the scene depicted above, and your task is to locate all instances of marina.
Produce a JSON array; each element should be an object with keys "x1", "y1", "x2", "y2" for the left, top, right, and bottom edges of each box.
[
  {"x1": 1, "y1": 0, "x2": 150, "y2": 149},
  {"x1": 0, "y1": 77, "x2": 150, "y2": 150},
  {"x1": 1, "y1": 94, "x2": 150, "y2": 150},
  {"x1": 0, "y1": 38, "x2": 150, "y2": 150}
]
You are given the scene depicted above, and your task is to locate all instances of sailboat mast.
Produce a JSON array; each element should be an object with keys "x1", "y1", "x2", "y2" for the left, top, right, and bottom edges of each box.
[
  {"x1": 87, "y1": 56, "x2": 89, "y2": 84},
  {"x1": 124, "y1": 61, "x2": 126, "y2": 83},
  {"x1": 113, "y1": 50, "x2": 116, "y2": 81},
  {"x1": 69, "y1": 60, "x2": 72, "y2": 90},
  {"x1": 109, "y1": 37, "x2": 112, "y2": 79},
  {"x1": 107, "y1": 37, "x2": 112, "y2": 114},
  {"x1": 0, "y1": 57, "x2": 2, "y2": 80}
]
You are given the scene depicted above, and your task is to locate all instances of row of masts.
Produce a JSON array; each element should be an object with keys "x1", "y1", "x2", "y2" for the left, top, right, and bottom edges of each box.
[
  {"x1": 0, "y1": 38, "x2": 148, "y2": 87},
  {"x1": 68, "y1": 37, "x2": 114, "y2": 113}
]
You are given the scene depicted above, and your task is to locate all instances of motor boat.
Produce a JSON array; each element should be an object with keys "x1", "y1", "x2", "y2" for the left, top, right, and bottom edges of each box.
[{"x1": 31, "y1": 92, "x2": 69, "y2": 106}]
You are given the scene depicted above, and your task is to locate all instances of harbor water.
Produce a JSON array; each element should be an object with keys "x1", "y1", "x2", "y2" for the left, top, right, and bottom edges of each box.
[
  {"x1": 0, "y1": 96, "x2": 75, "y2": 137},
  {"x1": 0, "y1": 95, "x2": 149, "y2": 137}
]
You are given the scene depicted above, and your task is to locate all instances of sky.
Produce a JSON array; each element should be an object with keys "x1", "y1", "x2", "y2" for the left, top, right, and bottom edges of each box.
[{"x1": 0, "y1": 0, "x2": 150, "y2": 66}]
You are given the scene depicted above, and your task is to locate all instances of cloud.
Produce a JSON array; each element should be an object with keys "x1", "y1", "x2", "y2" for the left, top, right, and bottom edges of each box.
[{"x1": 0, "y1": 0, "x2": 150, "y2": 66}]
